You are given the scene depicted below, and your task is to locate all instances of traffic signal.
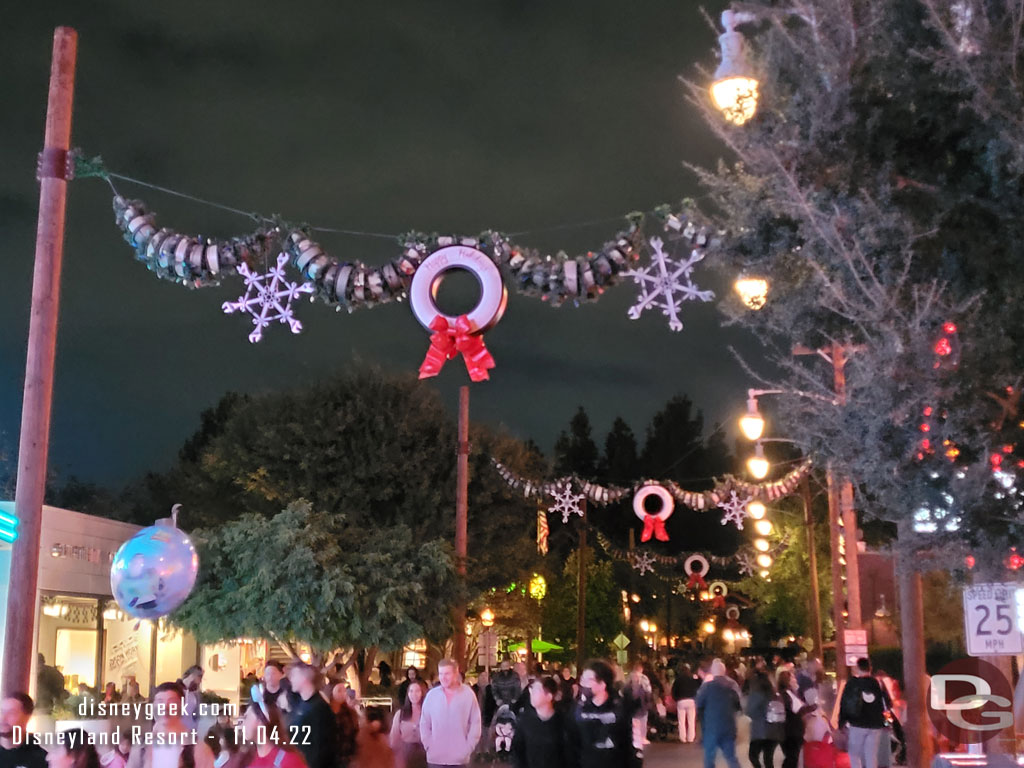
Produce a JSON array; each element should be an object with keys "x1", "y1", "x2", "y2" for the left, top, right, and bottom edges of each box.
[{"x1": 0, "y1": 508, "x2": 19, "y2": 543}]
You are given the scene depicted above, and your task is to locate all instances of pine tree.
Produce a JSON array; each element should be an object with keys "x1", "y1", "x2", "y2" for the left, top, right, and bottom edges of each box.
[{"x1": 553, "y1": 406, "x2": 599, "y2": 477}]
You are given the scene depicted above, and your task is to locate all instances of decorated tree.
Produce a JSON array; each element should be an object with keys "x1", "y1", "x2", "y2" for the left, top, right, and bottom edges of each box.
[{"x1": 687, "y1": 1, "x2": 1024, "y2": 761}]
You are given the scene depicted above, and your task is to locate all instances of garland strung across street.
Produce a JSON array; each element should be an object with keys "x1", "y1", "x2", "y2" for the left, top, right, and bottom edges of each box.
[
  {"x1": 589, "y1": 527, "x2": 788, "y2": 578},
  {"x1": 491, "y1": 458, "x2": 813, "y2": 512},
  {"x1": 75, "y1": 148, "x2": 725, "y2": 381}
]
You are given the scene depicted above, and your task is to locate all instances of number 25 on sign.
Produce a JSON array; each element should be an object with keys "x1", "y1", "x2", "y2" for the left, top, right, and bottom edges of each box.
[{"x1": 963, "y1": 583, "x2": 1024, "y2": 656}]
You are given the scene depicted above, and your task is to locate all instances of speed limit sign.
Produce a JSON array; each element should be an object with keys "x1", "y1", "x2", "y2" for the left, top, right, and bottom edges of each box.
[{"x1": 963, "y1": 583, "x2": 1024, "y2": 656}]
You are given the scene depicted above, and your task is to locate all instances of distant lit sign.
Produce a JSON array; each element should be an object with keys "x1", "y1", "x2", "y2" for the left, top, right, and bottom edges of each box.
[
  {"x1": 0, "y1": 510, "x2": 18, "y2": 543},
  {"x1": 49, "y1": 543, "x2": 112, "y2": 564}
]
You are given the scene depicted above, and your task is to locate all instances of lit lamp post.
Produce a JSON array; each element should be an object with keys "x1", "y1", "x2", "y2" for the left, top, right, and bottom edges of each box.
[
  {"x1": 738, "y1": 391, "x2": 824, "y2": 658},
  {"x1": 710, "y1": 11, "x2": 760, "y2": 126},
  {"x1": 479, "y1": 607, "x2": 495, "y2": 676}
]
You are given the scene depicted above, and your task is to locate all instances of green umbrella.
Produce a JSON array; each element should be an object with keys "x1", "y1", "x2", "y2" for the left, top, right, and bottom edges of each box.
[{"x1": 508, "y1": 639, "x2": 563, "y2": 653}]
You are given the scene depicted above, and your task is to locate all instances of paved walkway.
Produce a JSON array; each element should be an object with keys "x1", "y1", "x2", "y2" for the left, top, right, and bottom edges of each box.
[{"x1": 643, "y1": 738, "x2": 751, "y2": 768}]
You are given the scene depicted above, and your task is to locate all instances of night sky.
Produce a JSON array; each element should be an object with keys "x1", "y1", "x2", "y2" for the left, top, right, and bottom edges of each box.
[{"x1": 1, "y1": 0, "x2": 759, "y2": 489}]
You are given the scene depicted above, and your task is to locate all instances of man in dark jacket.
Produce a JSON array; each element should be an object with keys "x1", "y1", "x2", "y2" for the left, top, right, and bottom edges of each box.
[
  {"x1": 838, "y1": 657, "x2": 891, "y2": 768},
  {"x1": 567, "y1": 660, "x2": 641, "y2": 768},
  {"x1": 695, "y1": 659, "x2": 741, "y2": 768},
  {"x1": 287, "y1": 662, "x2": 338, "y2": 768}
]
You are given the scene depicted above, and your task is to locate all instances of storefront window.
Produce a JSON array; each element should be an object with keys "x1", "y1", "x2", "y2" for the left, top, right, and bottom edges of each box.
[{"x1": 402, "y1": 639, "x2": 427, "y2": 669}]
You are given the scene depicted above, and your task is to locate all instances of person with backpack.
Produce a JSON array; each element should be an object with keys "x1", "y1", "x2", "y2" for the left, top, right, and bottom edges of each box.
[
  {"x1": 777, "y1": 670, "x2": 815, "y2": 768},
  {"x1": 838, "y1": 658, "x2": 892, "y2": 768},
  {"x1": 744, "y1": 668, "x2": 784, "y2": 768}
]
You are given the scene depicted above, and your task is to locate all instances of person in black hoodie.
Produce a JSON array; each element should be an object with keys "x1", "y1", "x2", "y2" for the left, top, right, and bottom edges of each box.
[
  {"x1": 838, "y1": 658, "x2": 892, "y2": 768},
  {"x1": 567, "y1": 660, "x2": 641, "y2": 768},
  {"x1": 511, "y1": 677, "x2": 568, "y2": 768},
  {"x1": 287, "y1": 661, "x2": 338, "y2": 768},
  {"x1": 671, "y1": 664, "x2": 700, "y2": 743}
]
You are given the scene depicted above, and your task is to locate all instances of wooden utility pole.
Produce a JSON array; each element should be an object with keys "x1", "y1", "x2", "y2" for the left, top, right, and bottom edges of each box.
[
  {"x1": 452, "y1": 386, "x2": 470, "y2": 672},
  {"x1": 4, "y1": 27, "x2": 77, "y2": 696},
  {"x1": 575, "y1": 499, "x2": 588, "y2": 672},
  {"x1": 800, "y1": 475, "x2": 823, "y2": 660},
  {"x1": 830, "y1": 343, "x2": 862, "y2": 630}
]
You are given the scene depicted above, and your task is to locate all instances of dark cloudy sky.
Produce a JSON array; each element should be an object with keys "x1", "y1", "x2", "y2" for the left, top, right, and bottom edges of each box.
[{"x1": 1, "y1": 0, "x2": 761, "y2": 488}]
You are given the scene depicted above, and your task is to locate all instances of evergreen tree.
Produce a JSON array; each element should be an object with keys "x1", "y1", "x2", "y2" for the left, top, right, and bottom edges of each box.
[
  {"x1": 599, "y1": 417, "x2": 639, "y2": 483},
  {"x1": 553, "y1": 407, "x2": 599, "y2": 477}
]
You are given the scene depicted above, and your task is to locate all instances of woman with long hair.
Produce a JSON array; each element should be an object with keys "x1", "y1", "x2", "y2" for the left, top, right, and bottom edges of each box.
[
  {"x1": 776, "y1": 670, "x2": 814, "y2": 768},
  {"x1": 239, "y1": 688, "x2": 307, "y2": 768},
  {"x1": 47, "y1": 731, "x2": 100, "y2": 768},
  {"x1": 389, "y1": 678, "x2": 427, "y2": 768}
]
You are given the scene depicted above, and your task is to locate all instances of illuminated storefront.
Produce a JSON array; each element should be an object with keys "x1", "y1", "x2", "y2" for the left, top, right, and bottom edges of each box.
[{"x1": 0, "y1": 502, "x2": 246, "y2": 705}]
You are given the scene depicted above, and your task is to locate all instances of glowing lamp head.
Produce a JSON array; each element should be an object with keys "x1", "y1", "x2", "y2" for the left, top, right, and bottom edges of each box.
[
  {"x1": 747, "y1": 501, "x2": 766, "y2": 520},
  {"x1": 640, "y1": 619, "x2": 650, "y2": 632},
  {"x1": 754, "y1": 538, "x2": 770, "y2": 552},
  {"x1": 747, "y1": 444, "x2": 770, "y2": 479},
  {"x1": 734, "y1": 277, "x2": 769, "y2": 310},
  {"x1": 759, "y1": 569, "x2": 770, "y2": 578},
  {"x1": 703, "y1": 621, "x2": 716, "y2": 634},
  {"x1": 739, "y1": 396, "x2": 765, "y2": 441},
  {"x1": 723, "y1": 629, "x2": 735, "y2": 642},
  {"x1": 711, "y1": 12, "x2": 759, "y2": 125},
  {"x1": 480, "y1": 607, "x2": 495, "y2": 627},
  {"x1": 754, "y1": 520, "x2": 773, "y2": 536},
  {"x1": 756, "y1": 553, "x2": 773, "y2": 568}
]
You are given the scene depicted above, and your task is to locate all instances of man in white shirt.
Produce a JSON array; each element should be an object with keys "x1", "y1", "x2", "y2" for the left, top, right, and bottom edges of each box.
[{"x1": 420, "y1": 659, "x2": 482, "y2": 768}]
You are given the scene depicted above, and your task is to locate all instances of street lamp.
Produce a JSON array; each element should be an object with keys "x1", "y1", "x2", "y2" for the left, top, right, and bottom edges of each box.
[
  {"x1": 480, "y1": 608, "x2": 495, "y2": 628},
  {"x1": 739, "y1": 395, "x2": 766, "y2": 440},
  {"x1": 747, "y1": 442, "x2": 770, "y2": 479},
  {"x1": 711, "y1": 11, "x2": 760, "y2": 125}
]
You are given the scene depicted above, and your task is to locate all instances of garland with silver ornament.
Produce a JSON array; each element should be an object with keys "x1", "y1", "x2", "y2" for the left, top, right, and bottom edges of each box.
[{"x1": 491, "y1": 458, "x2": 813, "y2": 508}]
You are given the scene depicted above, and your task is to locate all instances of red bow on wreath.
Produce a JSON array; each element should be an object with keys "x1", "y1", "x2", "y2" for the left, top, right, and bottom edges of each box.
[
  {"x1": 640, "y1": 515, "x2": 670, "y2": 543},
  {"x1": 687, "y1": 572, "x2": 708, "y2": 591},
  {"x1": 418, "y1": 315, "x2": 496, "y2": 383},
  {"x1": 712, "y1": 595, "x2": 726, "y2": 609}
]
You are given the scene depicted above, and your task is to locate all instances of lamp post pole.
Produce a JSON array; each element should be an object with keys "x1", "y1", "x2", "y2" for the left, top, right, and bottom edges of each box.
[
  {"x1": 4, "y1": 27, "x2": 78, "y2": 696},
  {"x1": 453, "y1": 386, "x2": 469, "y2": 672},
  {"x1": 575, "y1": 499, "x2": 588, "y2": 672}
]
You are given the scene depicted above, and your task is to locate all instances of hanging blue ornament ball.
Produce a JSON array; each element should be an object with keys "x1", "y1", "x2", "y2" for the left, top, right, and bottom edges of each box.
[{"x1": 110, "y1": 516, "x2": 199, "y2": 620}]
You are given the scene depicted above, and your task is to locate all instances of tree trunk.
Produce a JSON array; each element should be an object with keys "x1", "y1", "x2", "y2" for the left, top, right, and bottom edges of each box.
[
  {"x1": 895, "y1": 526, "x2": 933, "y2": 768},
  {"x1": 358, "y1": 647, "x2": 377, "y2": 695}
]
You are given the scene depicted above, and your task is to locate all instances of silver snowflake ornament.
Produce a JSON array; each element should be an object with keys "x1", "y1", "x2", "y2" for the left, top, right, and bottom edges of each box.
[
  {"x1": 625, "y1": 236, "x2": 714, "y2": 332},
  {"x1": 222, "y1": 252, "x2": 314, "y2": 343},
  {"x1": 736, "y1": 553, "x2": 756, "y2": 578},
  {"x1": 630, "y1": 551, "x2": 656, "y2": 576},
  {"x1": 550, "y1": 483, "x2": 585, "y2": 524},
  {"x1": 719, "y1": 491, "x2": 751, "y2": 530}
]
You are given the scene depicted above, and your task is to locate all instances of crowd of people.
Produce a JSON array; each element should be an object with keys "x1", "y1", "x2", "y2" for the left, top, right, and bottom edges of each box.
[{"x1": 3, "y1": 651, "x2": 906, "y2": 768}]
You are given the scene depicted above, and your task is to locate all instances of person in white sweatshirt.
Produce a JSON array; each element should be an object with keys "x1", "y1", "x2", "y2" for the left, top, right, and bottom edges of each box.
[{"x1": 419, "y1": 659, "x2": 482, "y2": 768}]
